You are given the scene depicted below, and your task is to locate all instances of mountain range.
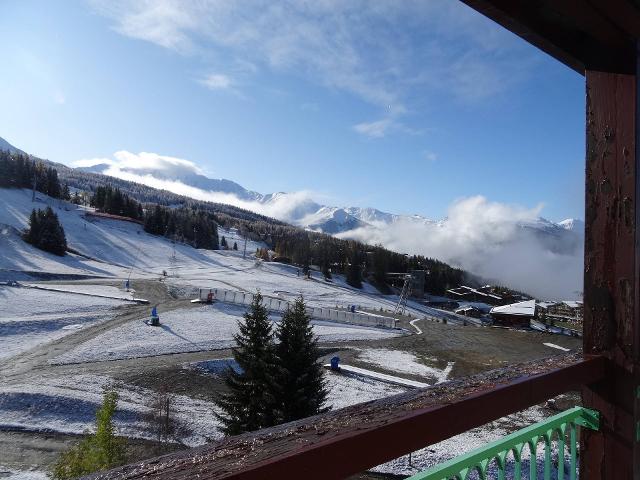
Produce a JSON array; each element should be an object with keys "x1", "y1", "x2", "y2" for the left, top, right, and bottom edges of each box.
[{"x1": 1, "y1": 135, "x2": 583, "y2": 241}]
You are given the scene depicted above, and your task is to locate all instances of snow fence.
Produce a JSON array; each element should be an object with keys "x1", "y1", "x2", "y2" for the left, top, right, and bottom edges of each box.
[{"x1": 198, "y1": 288, "x2": 397, "y2": 329}]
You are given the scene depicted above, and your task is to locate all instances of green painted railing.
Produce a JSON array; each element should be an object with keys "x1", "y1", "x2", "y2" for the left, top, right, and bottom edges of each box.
[{"x1": 406, "y1": 406, "x2": 599, "y2": 480}]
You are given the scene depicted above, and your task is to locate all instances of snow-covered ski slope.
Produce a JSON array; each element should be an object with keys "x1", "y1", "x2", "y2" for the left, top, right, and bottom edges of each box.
[{"x1": 0, "y1": 188, "x2": 266, "y2": 279}]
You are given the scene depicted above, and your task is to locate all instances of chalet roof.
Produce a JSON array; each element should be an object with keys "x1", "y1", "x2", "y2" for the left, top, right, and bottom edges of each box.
[
  {"x1": 537, "y1": 301, "x2": 559, "y2": 309},
  {"x1": 490, "y1": 300, "x2": 536, "y2": 317},
  {"x1": 562, "y1": 301, "x2": 583, "y2": 309},
  {"x1": 447, "y1": 285, "x2": 502, "y2": 300},
  {"x1": 455, "y1": 306, "x2": 478, "y2": 313}
]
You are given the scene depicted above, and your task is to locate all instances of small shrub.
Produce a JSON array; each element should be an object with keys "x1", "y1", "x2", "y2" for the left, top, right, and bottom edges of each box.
[{"x1": 51, "y1": 390, "x2": 126, "y2": 479}]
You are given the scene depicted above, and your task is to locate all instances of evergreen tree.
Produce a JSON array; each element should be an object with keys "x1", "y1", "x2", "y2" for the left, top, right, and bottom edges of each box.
[
  {"x1": 216, "y1": 292, "x2": 280, "y2": 434},
  {"x1": 62, "y1": 184, "x2": 71, "y2": 201},
  {"x1": 24, "y1": 207, "x2": 67, "y2": 256},
  {"x1": 321, "y1": 261, "x2": 332, "y2": 280},
  {"x1": 372, "y1": 245, "x2": 388, "y2": 285},
  {"x1": 275, "y1": 297, "x2": 328, "y2": 422},
  {"x1": 51, "y1": 390, "x2": 126, "y2": 479},
  {"x1": 24, "y1": 209, "x2": 40, "y2": 246},
  {"x1": 346, "y1": 249, "x2": 362, "y2": 288},
  {"x1": 221, "y1": 236, "x2": 228, "y2": 249}
]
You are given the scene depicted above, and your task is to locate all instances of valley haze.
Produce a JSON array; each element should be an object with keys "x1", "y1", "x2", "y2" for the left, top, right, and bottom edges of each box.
[{"x1": 72, "y1": 147, "x2": 583, "y2": 300}]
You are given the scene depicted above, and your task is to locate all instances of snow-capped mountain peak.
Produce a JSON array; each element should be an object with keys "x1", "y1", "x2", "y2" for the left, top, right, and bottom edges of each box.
[{"x1": 558, "y1": 218, "x2": 584, "y2": 231}]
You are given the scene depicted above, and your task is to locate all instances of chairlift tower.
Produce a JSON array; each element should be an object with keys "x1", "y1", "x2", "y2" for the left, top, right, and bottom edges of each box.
[
  {"x1": 394, "y1": 275, "x2": 412, "y2": 316},
  {"x1": 169, "y1": 241, "x2": 178, "y2": 277}
]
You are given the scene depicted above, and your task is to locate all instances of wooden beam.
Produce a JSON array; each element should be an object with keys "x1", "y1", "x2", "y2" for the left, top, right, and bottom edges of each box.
[
  {"x1": 581, "y1": 62, "x2": 639, "y2": 478},
  {"x1": 87, "y1": 354, "x2": 605, "y2": 480},
  {"x1": 459, "y1": 0, "x2": 638, "y2": 74}
]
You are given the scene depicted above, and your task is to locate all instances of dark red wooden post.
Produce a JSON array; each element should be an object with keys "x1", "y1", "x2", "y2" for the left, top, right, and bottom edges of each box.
[{"x1": 582, "y1": 59, "x2": 639, "y2": 478}]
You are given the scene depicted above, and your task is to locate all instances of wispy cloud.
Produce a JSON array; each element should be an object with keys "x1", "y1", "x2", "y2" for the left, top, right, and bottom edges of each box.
[
  {"x1": 424, "y1": 151, "x2": 437, "y2": 162},
  {"x1": 89, "y1": 0, "x2": 538, "y2": 137},
  {"x1": 89, "y1": 0, "x2": 199, "y2": 53},
  {"x1": 353, "y1": 118, "x2": 394, "y2": 138},
  {"x1": 200, "y1": 73, "x2": 233, "y2": 90}
]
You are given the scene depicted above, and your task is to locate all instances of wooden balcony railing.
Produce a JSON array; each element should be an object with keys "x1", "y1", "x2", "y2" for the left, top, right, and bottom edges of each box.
[{"x1": 87, "y1": 353, "x2": 606, "y2": 480}]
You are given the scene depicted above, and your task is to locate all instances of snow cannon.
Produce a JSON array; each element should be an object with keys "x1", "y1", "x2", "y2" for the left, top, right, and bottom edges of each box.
[
  {"x1": 150, "y1": 306, "x2": 160, "y2": 326},
  {"x1": 330, "y1": 356, "x2": 340, "y2": 371}
]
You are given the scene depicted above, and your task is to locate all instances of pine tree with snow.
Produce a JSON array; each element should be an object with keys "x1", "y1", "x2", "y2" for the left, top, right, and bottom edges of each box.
[
  {"x1": 24, "y1": 207, "x2": 67, "y2": 256},
  {"x1": 24, "y1": 209, "x2": 41, "y2": 246},
  {"x1": 216, "y1": 292, "x2": 281, "y2": 434},
  {"x1": 275, "y1": 297, "x2": 328, "y2": 423}
]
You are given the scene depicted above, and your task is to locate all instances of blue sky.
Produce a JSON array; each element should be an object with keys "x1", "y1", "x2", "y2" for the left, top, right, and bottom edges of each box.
[{"x1": 0, "y1": 0, "x2": 585, "y2": 221}]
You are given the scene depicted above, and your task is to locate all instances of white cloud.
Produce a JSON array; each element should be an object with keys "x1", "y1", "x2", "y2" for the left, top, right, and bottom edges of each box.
[
  {"x1": 90, "y1": 0, "x2": 199, "y2": 53},
  {"x1": 75, "y1": 151, "x2": 204, "y2": 176},
  {"x1": 200, "y1": 73, "x2": 233, "y2": 90},
  {"x1": 90, "y1": 0, "x2": 537, "y2": 135},
  {"x1": 353, "y1": 118, "x2": 394, "y2": 138}
]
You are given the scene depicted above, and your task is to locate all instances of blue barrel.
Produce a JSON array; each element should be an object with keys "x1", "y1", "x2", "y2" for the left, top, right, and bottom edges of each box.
[{"x1": 330, "y1": 356, "x2": 340, "y2": 371}]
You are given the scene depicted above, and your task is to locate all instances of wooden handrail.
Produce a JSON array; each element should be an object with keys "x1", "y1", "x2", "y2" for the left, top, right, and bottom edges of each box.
[{"x1": 87, "y1": 353, "x2": 607, "y2": 480}]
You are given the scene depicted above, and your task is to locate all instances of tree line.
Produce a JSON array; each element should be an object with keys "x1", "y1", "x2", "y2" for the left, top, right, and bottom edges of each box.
[
  {"x1": 218, "y1": 218, "x2": 469, "y2": 294},
  {"x1": 143, "y1": 204, "x2": 219, "y2": 250},
  {"x1": 91, "y1": 185, "x2": 143, "y2": 220},
  {"x1": 0, "y1": 151, "x2": 67, "y2": 199}
]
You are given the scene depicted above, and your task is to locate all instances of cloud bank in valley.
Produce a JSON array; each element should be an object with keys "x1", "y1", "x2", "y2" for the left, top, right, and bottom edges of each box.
[
  {"x1": 75, "y1": 152, "x2": 583, "y2": 300},
  {"x1": 337, "y1": 196, "x2": 583, "y2": 300}
]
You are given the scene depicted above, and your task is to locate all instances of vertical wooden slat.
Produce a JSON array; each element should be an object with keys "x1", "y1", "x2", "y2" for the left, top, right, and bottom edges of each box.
[
  {"x1": 634, "y1": 38, "x2": 640, "y2": 480},
  {"x1": 582, "y1": 66, "x2": 638, "y2": 479}
]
